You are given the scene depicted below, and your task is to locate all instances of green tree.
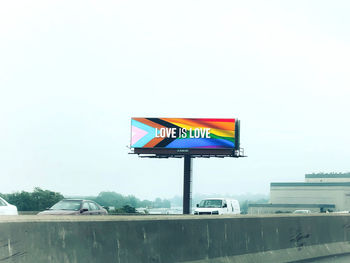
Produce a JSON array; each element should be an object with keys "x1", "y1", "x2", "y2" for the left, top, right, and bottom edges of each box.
[
  {"x1": 94, "y1": 191, "x2": 125, "y2": 208},
  {"x1": 153, "y1": 197, "x2": 171, "y2": 208},
  {"x1": 0, "y1": 188, "x2": 64, "y2": 211},
  {"x1": 116, "y1": 205, "x2": 137, "y2": 214},
  {"x1": 31, "y1": 187, "x2": 64, "y2": 211},
  {"x1": 139, "y1": 199, "x2": 153, "y2": 208}
]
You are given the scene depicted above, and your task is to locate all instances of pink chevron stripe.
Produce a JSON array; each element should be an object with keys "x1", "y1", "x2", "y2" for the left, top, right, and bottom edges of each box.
[{"x1": 131, "y1": 125, "x2": 148, "y2": 145}]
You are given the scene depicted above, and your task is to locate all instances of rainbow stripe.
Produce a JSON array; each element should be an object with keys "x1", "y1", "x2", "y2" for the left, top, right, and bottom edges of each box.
[{"x1": 131, "y1": 118, "x2": 237, "y2": 149}]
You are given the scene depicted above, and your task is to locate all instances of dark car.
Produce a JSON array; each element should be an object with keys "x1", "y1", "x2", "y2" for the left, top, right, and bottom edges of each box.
[{"x1": 37, "y1": 199, "x2": 108, "y2": 215}]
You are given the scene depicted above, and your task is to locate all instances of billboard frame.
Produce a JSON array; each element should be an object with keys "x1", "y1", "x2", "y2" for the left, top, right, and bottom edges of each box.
[
  {"x1": 129, "y1": 118, "x2": 245, "y2": 214},
  {"x1": 131, "y1": 147, "x2": 245, "y2": 158},
  {"x1": 130, "y1": 119, "x2": 243, "y2": 158}
]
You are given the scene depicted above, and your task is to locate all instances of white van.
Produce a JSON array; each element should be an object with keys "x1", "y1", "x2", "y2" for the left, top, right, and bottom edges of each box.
[{"x1": 194, "y1": 198, "x2": 240, "y2": 215}]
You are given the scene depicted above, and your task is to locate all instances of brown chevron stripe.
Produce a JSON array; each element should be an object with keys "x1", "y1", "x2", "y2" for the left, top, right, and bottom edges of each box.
[{"x1": 144, "y1": 137, "x2": 165, "y2": 148}]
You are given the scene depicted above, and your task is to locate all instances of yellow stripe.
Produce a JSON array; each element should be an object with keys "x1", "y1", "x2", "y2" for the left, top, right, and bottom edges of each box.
[
  {"x1": 210, "y1": 129, "x2": 235, "y2": 138},
  {"x1": 169, "y1": 121, "x2": 235, "y2": 138}
]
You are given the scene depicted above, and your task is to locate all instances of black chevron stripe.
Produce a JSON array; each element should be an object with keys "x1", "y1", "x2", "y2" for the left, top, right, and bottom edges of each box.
[
  {"x1": 146, "y1": 118, "x2": 181, "y2": 148},
  {"x1": 146, "y1": 118, "x2": 179, "y2": 129}
]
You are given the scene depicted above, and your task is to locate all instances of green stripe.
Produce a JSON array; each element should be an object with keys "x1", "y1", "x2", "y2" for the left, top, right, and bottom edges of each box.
[
  {"x1": 178, "y1": 131, "x2": 235, "y2": 141},
  {"x1": 210, "y1": 133, "x2": 235, "y2": 142}
]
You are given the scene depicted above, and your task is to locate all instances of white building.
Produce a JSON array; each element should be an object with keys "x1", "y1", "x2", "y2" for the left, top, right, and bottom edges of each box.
[{"x1": 249, "y1": 173, "x2": 350, "y2": 214}]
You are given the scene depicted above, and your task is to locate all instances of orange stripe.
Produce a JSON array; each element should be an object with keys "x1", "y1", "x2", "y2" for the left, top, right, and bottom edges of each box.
[
  {"x1": 144, "y1": 137, "x2": 165, "y2": 148},
  {"x1": 163, "y1": 118, "x2": 234, "y2": 130}
]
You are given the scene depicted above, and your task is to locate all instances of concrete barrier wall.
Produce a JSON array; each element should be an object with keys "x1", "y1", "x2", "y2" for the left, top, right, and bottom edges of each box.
[{"x1": 1, "y1": 214, "x2": 350, "y2": 263}]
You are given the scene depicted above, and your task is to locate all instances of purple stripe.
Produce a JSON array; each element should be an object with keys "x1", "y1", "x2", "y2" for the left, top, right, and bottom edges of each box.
[{"x1": 164, "y1": 138, "x2": 235, "y2": 149}]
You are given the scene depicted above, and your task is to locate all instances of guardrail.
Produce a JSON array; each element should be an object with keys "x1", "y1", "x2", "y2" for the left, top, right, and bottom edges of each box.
[{"x1": 1, "y1": 214, "x2": 350, "y2": 263}]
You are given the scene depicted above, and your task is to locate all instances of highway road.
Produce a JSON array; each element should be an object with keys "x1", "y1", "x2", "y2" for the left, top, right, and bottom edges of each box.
[{"x1": 305, "y1": 254, "x2": 350, "y2": 262}]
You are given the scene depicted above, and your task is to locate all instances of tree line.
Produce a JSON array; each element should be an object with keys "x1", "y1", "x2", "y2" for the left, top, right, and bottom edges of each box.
[
  {"x1": 0, "y1": 188, "x2": 266, "y2": 213},
  {"x1": 0, "y1": 188, "x2": 171, "y2": 212},
  {"x1": 91, "y1": 191, "x2": 171, "y2": 210},
  {"x1": 0, "y1": 187, "x2": 64, "y2": 211}
]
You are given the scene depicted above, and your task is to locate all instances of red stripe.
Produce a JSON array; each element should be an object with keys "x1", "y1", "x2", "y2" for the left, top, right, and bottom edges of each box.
[{"x1": 192, "y1": 118, "x2": 236, "y2": 122}]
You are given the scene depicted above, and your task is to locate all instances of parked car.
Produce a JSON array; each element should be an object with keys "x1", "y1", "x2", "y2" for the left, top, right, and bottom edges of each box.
[
  {"x1": 37, "y1": 199, "x2": 108, "y2": 215},
  {"x1": 0, "y1": 197, "x2": 18, "y2": 215},
  {"x1": 194, "y1": 198, "x2": 240, "y2": 215},
  {"x1": 293, "y1": 209, "x2": 311, "y2": 214}
]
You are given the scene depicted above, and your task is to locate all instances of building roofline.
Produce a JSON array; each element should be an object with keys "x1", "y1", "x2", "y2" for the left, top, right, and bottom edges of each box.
[
  {"x1": 305, "y1": 173, "x2": 350, "y2": 178},
  {"x1": 271, "y1": 182, "x2": 350, "y2": 187}
]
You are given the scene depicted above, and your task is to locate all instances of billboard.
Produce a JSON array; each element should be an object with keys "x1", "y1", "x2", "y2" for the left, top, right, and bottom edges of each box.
[{"x1": 131, "y1": 118, "x2": 239, "y2": 150}]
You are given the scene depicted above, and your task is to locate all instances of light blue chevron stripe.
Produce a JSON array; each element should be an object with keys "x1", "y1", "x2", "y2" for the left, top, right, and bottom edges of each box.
[{"x1": 132, "y1": 120, "x2": 158, "y2": 147}]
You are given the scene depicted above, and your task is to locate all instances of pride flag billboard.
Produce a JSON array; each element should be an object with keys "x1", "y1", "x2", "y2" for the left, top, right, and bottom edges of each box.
[{"x1": 131, "y1": 118, "x2": 239, "y2": 149}]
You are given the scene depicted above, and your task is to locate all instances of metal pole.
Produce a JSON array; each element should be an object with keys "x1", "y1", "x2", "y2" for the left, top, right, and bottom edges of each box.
[{"x1": 183, "y1": 155, "x2": 192, "y2": 214}]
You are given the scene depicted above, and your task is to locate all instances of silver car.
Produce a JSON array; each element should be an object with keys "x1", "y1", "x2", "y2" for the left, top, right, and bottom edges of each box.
[
  {"x1": 38, "y1": 199, "x2": 108, "y2": 215},
  {"x1": 293, "y1": 209, "x2": 311, "y2": 214}
]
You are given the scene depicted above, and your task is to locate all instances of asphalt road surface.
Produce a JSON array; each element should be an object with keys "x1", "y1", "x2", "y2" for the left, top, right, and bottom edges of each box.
[{"x1": 302, "y1": 254, "x2": 350, "y2": 262}]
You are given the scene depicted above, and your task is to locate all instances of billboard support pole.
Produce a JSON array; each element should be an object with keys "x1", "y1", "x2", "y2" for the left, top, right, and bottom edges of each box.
[
  {"x1": 130, "y1": 118, "x2": 245, "y2": 215},
  {"x1": 183, "y1": 154, "x2": 192, "y2": 215}
]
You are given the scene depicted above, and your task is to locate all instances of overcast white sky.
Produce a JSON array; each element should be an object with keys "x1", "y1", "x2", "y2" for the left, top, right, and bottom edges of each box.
[{"x1": 1, "y1": 1, "x2": 350, "y2": 200}]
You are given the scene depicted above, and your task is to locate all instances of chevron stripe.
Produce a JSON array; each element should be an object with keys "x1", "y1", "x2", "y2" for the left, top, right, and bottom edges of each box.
[
  {"x1": 131, "y1": 126, "x2": 148, "y2": 146},
  {"x1": 131, "y1": 120, "x2": 158, "y2": 148},
  {"x1": 130, "y1": 117, "x2": 237, "y2": 149}
]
